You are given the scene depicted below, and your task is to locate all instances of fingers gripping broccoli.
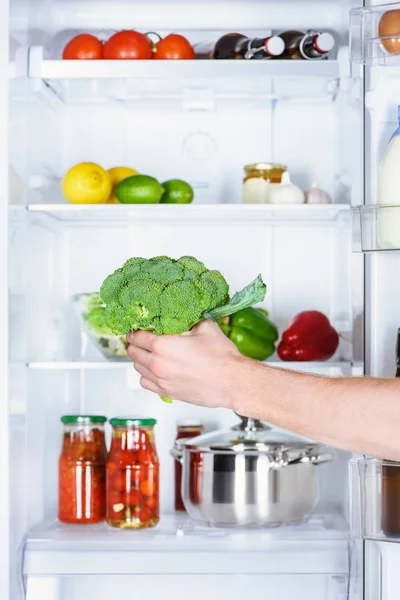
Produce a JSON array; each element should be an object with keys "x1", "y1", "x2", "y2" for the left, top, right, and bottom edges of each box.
[{"x1": 100, "y1": 255, "x2": 266, "y2": 336}]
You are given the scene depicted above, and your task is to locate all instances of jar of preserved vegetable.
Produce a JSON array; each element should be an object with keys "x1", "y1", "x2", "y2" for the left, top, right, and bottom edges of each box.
[
  {"x1": 58, "y1": 415, "x2": 107, "y2": 524},
  {"x1": 107, "y1": 417, "x2": 159, "y2": 529},
  {"x1": 243, "y1": 163, "x2": 287, "y2": 204},
  {"x1": 174, "y1": 420, "x2": 204, "y2": 511}
]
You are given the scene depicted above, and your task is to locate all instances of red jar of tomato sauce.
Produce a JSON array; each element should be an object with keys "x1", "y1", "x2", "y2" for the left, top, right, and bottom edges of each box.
[
  {"x1": 58, "y1": 415, "x2": 107, "y2": 524},
  {"x1": 174, "y1": 421, "x2": 203, "y2": 511},
  {"x1": 106, "y1": 418, "x2": 159, "y2": 529}
]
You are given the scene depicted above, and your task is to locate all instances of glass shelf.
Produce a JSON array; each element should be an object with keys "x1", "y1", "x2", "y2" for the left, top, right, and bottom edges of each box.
[
  {"x1": 26, "y1": 203, "x2": 351, "y2": 226},
  {"x1": 350, "y1": 3, "x2": 400, "y2": 66},
  {"x1": 28, "y1": 46, "x2": 341, "y2": 103},
  {"x1": 353, "y1": 205, "x2": 400, "y2": 252},
  {"x1": 24, "y1": 512, "x2": 349, "y2": 576}
]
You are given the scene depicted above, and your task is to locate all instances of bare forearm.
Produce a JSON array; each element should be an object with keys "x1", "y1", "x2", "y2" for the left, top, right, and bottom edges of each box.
[{"x1": 234, "y1": 359, "x2": 400, "y2": 461}]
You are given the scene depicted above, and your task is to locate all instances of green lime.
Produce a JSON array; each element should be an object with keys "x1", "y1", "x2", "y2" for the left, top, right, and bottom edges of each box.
[
  {"x1": 115, "y1": 175, "x2": 164, "y2": 204},
  {"x1": 160, "y1": 179, "x2": 194, "y2": 204}
]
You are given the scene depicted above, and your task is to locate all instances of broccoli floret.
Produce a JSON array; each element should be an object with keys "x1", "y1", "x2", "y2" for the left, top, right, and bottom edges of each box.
[
  {"x1": 100, "y1": 256, "x2": 230, "y2": 335},
  {"x1": 83, "y1": 293, "x2": 116, "y2": 336}
]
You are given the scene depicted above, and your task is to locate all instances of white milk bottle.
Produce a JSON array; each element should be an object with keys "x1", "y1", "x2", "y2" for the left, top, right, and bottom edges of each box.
[{"x1": 378, "y1": 105, "x2": 400, "y2": 248}]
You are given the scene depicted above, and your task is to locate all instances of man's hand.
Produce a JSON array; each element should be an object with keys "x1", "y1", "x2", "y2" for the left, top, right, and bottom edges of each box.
[{"x1": 127, "y1": 321, "x2": 244, "y2": 408}]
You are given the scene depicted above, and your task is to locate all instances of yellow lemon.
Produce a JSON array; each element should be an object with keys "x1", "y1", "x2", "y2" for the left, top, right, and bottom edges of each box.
[
  {"x1": 62, "y1": 162, "x2": 112, "y2": 204},
  {"x1": 107, "y1": 166, "x2": 139, "y2": 203}
]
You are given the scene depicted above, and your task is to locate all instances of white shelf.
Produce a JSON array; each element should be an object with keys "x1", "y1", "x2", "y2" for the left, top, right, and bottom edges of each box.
[
  {"x1": 24, "y1": 512, "x2": 349, "y2": 576},
  {"x1": 30, "y1": 47, "x2": 340, "y2": 81},
  {"x1": 28, "y1": 46, "x2": 341, "y2": 103},
  {"x1": 27, "y1": 360, "x2": 360, "y2": 383},
  {"x1": 27, "y1": 203, "x2": 351, "y2": 225}
]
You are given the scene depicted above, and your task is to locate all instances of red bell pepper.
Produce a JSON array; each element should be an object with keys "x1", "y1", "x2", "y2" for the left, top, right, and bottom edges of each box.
[{"x1": 277, "y1": 311, "x2": 339, "y2": 362}]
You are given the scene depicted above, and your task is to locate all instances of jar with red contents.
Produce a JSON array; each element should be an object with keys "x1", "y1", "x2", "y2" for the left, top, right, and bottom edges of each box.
[
  {"x1": 106, "y1": 417, "x2": 159, "y2": 529},
  {"x1": 174, "y1": 421, "x2": 204, "y2": 511},
  {"x1": 58, "y1": 415, "x2": 107, "y2": 524}
]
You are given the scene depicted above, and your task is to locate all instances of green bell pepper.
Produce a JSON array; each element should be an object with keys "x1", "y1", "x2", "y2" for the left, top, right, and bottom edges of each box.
[{"x1": 218, "y1": 306, "x2": 278, "y2": 361}]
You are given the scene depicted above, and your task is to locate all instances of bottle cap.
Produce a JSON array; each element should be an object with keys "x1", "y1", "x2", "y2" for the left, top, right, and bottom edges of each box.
[
  {"x1": 265, "y1": 36, "x2": 285, "y2": 56},
  {"x1": 314, "y1": 32, "x2": 334, "y2": 53}
]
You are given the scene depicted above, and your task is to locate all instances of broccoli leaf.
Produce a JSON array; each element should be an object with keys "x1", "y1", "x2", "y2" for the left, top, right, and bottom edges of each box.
[{"x1": 203, "y1": 275, "x2": 266, "y2": 320}]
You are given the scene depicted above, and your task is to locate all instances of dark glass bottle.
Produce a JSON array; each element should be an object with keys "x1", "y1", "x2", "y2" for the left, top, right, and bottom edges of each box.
[
  {"x1": 381, "y1": 328, "x2": 400, "y2": 536},
  {"x1": 279, "y1": 30, "x2": 334, "y2": 60},
  {"x1": 195, "y1": 33, "x2": 284, "y2": 60}
]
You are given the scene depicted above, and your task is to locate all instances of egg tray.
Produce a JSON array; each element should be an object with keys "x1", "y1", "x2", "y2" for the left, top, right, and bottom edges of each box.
[{"x1": 350, "y1": 3, "x2": 400, "y2": 65}]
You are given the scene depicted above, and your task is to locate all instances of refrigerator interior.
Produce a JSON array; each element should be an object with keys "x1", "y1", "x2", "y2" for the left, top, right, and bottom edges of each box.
[{"x1": 7, "y1": 0, "x2": 364, "y2": 598}]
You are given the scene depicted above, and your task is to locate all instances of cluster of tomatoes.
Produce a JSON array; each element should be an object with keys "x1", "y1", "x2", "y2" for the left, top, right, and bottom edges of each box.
[
  {"x1": 62, "y1": 30, "x2": 195, "y2": 60},
  {"x1": 106, "y1": 428, "x2": 160, "y2": 528}
]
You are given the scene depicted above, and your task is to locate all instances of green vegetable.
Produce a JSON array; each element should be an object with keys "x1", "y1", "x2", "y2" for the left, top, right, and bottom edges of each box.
[
  {"x1": 100, "y1": 255, "x2": 266, "y2": 336},
  {"x1": 218, "y1": 306, "x2": 278, "y2": 361},
  {"x1": 159, "y1": 395, "x2": 173, "y2": 404},
  {"x1": 80, "y1": 293, "x2": 128, "y2": 358},
  {"x1": 82, "y1": 293, "x2": 115, "y2": 336}
]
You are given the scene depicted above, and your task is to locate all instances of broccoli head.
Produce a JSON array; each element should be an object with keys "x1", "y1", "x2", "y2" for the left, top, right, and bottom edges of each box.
[{"x1": 100, "y1": 255, "x2": 266, "y2": 336}]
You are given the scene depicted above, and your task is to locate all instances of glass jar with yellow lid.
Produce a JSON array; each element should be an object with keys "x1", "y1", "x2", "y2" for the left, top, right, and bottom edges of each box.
[{"x1": 243, "y1": 163, "x2": 287, "y2": 204}]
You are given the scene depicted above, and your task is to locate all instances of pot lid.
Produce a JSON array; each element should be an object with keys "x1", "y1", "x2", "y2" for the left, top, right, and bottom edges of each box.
[{"x1": 184, "y1": 414, "x2": 317, "y2": 455}]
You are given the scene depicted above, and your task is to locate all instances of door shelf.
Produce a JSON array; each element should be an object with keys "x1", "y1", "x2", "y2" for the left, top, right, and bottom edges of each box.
[
  {"x1": 26, "y1": 203, "x2": 351, "y2": 226},
  {"x1": 28, "y1": 46, "x2": 341, "y2": 103},
  {"x1": 350, "y1": 457, "x2": 400, "y2": 543},
  {"x1": 24, "y1": 512, "x2": 349, "y2": 576},
  {"x1": 350, "y1": 3, "x2": 400, "y2": 66},
  {"x1": 353, "y1": 205, "x2": 400, "y2": 252}
]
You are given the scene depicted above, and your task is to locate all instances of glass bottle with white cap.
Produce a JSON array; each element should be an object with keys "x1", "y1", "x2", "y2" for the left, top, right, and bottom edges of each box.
[
  {"x1": 279, "y1": 30, "x2": 335, "y2": 60},
  {"x1": 194, "y1": 33, "x2": 285, "y2": 60}
]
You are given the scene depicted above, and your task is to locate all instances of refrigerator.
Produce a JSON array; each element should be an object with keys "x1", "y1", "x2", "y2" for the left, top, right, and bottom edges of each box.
[{"x1": 3, "y1": 0, "x2": 399, "y2": 598}]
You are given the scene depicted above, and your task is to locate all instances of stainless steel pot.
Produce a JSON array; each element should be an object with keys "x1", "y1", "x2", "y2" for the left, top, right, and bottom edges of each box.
[{"x1": 171, "y1": 415, "x2": 334, "y2": 527}]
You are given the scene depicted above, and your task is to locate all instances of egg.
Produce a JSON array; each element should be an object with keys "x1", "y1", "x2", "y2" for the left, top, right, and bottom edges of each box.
[{"x1": 378, "y1": 9, "x2": 400, "y2": 54}]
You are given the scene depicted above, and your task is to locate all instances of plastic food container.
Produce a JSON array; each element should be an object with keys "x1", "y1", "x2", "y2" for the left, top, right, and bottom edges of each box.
[
  {"x1": 72, "y1": 292, "x2": 129, "y2": 361},
  {"x1": 243, "y1": 163, "x2": 287, "y2": 204},
  {"x1": 58, "y1": 415, "x2": 107, "y2": 524},
  {"x1": 106, "y1": 417, "x2": 159, "y2": 529}
]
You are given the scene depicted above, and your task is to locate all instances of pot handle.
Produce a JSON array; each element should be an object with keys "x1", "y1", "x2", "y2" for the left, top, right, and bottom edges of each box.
[
  {"x1": 170, "y1": 445, "x2": 183, "y2": 464},
  {"x1": 295, "y1": 452, "x2": 335, "y2": 466}
]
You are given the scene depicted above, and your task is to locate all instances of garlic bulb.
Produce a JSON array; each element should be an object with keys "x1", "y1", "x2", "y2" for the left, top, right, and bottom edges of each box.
[
  {"x1": 305, "y1": 182, "x2": 332, "y2": 204},
  {"x1": 269, "y1": 172, "x2": 305, "y2": 205}
]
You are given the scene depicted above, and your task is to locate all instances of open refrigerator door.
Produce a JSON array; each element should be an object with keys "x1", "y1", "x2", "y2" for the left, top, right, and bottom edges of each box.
[
  {"x1": 350, "y1": 1, "x2": 400, "y2": 599},
  {"x1": 4, "y1": 0, "x2": 370, "y2": 599}
]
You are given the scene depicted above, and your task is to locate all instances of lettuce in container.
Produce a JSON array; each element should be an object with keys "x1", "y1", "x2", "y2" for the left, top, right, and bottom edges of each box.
[{"x1": 72, "y1": 292, "x2": 129, "y2": 361}]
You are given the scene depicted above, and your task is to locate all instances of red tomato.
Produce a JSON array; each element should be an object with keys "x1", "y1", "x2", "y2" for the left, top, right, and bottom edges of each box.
[
  {"x1": 154, "y1": 34, "x2": 195, "y2": 60},
  {"x1": 62, "y1": 34, "x2": 103, "y2": 60},
  {"x1": 138, "y1": 506, "x2": 154, "y2": 523},
  {"x1": 124, "y1": 489, "x2": 143, "y2": 507},
  {"x1": 139, "y1": 478, "x2": 156, "y2": 497},
  {"x1": 111, "y1": 469, "x2": 128, "y2": 493},
  {"x1": 138, "y1": 448, "x2": 153, "y2": 464},
  {"x1": 103, "y1": 30, "x2": 153, "y2": 59},
  {"x1": 145, "y1": 495, "x2": 158, "y2": 511}
]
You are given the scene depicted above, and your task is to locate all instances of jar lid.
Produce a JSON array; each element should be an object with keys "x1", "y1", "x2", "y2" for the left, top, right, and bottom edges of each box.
[
  {"x1": 110, "y1": 417, "x2": 156, "y2": 427},
  {"x1": 177, "y1": 419, "x2": 203, "y2": 428},
  {"x1": 244, "y1": 163, "x2": 287, "y2": 173},
  {"x1": 61, "y1": 415, "x2": 107, "y2": 424},
  {"x1": 184, "y1": 415, "x2": 316, "y2": 456}
]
